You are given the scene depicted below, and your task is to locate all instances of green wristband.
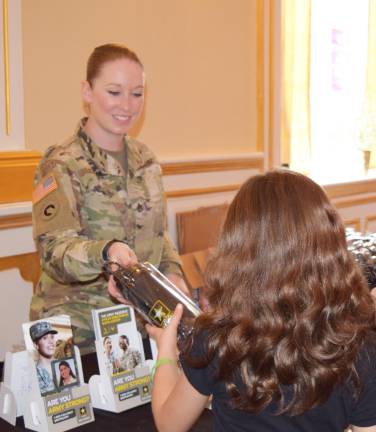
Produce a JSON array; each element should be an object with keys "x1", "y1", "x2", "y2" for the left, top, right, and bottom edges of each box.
[{"x1": 150, "y1": 357, "x2": 177, "y2": 382}]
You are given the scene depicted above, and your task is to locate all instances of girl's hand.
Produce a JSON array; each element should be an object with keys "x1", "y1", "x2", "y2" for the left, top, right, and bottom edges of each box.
[{"x1": 146, "y1": 303, "x2": 183, "y2": 359}]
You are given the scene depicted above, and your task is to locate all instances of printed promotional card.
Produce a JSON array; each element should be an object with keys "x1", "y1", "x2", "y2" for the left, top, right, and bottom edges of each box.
[
  {"x1": 22, "y1": 315, "x2": 80, "y2": 397},
  {"x1": 92, "y1": 305, "x2": 151, "y2": 404},
  {"x1": 44, "y1": 387, "x2": 92, "y2": 426}
]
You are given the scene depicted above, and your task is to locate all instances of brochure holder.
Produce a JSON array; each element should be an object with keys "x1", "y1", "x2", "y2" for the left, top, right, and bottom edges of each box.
[
  {"x1": 0, "y1": 382, "x2": 17, "y2": 426},
  {"x1": 89, "y1": 342, "x2": 152, "y2": 412},
  {"x1": 89, "y1": 304, "x2": 153, "y2": 413},
  {"x1": 1, "y1": 346, "x2": 94, "y2": 431},
  {"x1": 0, "y1": 350, "x2": 31, "y2": 424}
]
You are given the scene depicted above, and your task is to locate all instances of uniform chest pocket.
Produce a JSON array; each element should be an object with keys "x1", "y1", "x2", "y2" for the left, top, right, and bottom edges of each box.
[
  {"x1": 131, "y1": 163, "x2": 164, "y2": 205},
  {"x1": 128, "y1": 163, "x2": 165, "y2": 253},
  {"x1": 80, "y1": 174, "x2": 131, "y2": 239}
]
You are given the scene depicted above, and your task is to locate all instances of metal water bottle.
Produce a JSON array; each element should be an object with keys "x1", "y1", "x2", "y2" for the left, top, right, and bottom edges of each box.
[{"x1": 106, "y1": 261, "x2": 201, "y2": 340}]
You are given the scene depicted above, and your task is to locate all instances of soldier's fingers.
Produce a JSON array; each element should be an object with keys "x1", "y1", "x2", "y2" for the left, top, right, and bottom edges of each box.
[
  {"x1": 107, "y1": 275, "x2": 120, "y2": 297},
  {"x1": 126, "y1": 247, "x2": 138, "y2": 266},
  {"x1": 109, "y1": 242, "x2": 138, "y2": 268},
  {"x1": 108, "y1": 275, "x2": 128, "y2": 304}
]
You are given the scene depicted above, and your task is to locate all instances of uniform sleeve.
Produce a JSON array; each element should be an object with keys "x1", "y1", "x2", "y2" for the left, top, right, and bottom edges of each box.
[
  {"x1": 32, "y1": 160, "x2": 108, "y2": 283},
  {"x1": 180, "y1": 333, "x2": 214, "y2": 396},
  {"x1": 158, "y1": 184, "x2": 183, "y2": 276},
  {"x1": 159, "y1": 231, "x2": 183, "y2": 276}
]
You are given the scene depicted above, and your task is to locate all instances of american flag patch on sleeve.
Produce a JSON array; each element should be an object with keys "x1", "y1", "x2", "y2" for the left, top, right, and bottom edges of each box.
[{"x1": 32, "y1": 174, "x2": 58, "y2": 204}]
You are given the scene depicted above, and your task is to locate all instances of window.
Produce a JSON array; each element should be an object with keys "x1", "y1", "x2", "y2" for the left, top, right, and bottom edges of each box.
[{"x1": 282, "y1": 0, "x2": 376, "y2": 184}]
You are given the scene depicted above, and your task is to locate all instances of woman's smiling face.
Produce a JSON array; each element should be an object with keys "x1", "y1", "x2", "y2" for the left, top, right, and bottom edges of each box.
[
  {"x1": 82, "y1": 58, "x2": 145, "y2": 140},
  {"x1": 59, "y1": 363, "x2": 70, "y2": 380},
  {"x1": 35, "y1": 333, "x2": 56, "y2": 358}
]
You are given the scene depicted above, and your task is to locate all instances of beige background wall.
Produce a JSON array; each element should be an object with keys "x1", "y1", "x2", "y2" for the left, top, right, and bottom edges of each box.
[{"x1": 22, "y1": 0, "x2": 258, "y2": 159}]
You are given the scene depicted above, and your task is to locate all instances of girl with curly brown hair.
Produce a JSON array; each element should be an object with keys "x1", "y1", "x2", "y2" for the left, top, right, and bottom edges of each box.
[{"x1": 148, "y1": 169, "x2": 376, "y2": 432}]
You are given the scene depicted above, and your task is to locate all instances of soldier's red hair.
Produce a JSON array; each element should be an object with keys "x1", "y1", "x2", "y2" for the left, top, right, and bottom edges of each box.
[{"x1": 86, "y1": 43, "x2": 143, "y2": 86}]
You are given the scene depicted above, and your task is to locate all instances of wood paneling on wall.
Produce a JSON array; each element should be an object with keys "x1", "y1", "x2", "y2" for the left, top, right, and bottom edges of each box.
[
  {"x1": 324, "y1": 179, "x2": 376, "y2": 199},
  {"x1": 0, "y1": 252, "x2": 40, "y2": 291},
  {"x1": 365, "y1": 215, "x2": 376, "y2": 233},
  {"x1": 2, "y1": 150, "x2": 376, "y2": 231},
  {"x1": 0, "y1": 151, "x2": 41, "y2": 204},
  {"x1": 0, "y1": 213, "x2": 32, "y2": 230},
  {"x1": 162, "y1": 155, "x2": 264, "y2": 175},
  {"x1": 0, "y1": 151, "x2": 264, "y2": 203},
  {"x1": 343, "y1": 218, "x2": 362, "y2": 232}
]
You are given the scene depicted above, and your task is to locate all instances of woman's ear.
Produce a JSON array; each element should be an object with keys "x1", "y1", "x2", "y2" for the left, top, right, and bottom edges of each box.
[
  {"x1": 371, "y1": 287, "x2": 376, "y2": 298},
  {"x1": 81, "y1": 80, "x2": 92, "y2": 104}
]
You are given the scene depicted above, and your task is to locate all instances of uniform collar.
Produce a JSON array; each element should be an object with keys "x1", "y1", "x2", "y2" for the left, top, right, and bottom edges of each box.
[
  {"x1": 75, "y1": 118, "x2": 155, "y2": 177},
  {"x1": 76, "y1": 118, "x2": 126, "y2": 176}
]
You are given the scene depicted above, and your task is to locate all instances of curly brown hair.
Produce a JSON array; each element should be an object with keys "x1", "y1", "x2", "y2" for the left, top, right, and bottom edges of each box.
[{"x1": 186, "y1": 170, "x2": 375, "y2": 415}]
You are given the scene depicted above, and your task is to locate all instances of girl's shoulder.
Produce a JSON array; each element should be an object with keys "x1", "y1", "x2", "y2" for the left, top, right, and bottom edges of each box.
[{"x1": 358, "y1": 330, "x2": 376, "y2": 368}]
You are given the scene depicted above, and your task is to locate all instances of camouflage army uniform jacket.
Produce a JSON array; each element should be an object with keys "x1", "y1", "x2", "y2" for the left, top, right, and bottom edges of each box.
[
  {"x1": 31, "y1": 121, "x2": 182, "y2": 353},
  {"x1": 36, "y1": 364, "x2": 55, "y2": 394}
]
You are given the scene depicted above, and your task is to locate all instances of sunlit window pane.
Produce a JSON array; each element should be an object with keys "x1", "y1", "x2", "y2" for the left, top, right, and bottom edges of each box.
[{"x1": 310, "y1": 0, "x2": 369, "y2": 184}]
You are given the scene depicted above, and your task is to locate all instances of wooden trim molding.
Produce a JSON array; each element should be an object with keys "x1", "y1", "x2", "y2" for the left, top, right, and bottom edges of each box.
[
  {"x1": 0, "y1": 150, "x2": 42, "y2": 204},
  {"x1": 0, "y1": 252, "x2": 40, "y2": 292},
  {"x1": 0, "y1": 213, "x2": 32, "y2": 229},
  {"x1": 0, "y1": 151, "x2": 263, "y2": 204},
  {"x1": 343, "y1": 218, "x2": 361, "y2": 232},
  {"x1": 166, "y1": 184, "x2": 241, "y2": 199},
  {"x1": 161, "y1": 156, "x2": 264, "y2": 176},
  {"x1": 2, "y1": 149, "x2": 375, "y2": 204},
  {"x1": 0, "y1": 150, "x2": 263, "y2": 205},
  {"x1": 3, "y1": 0, "x2": 10, "y2": 135},
  {"x1": 0, "y1": 150, "x2": 41, "y2": 167},
  {"x1": 333, "y1": 195, "x2": 376, "y2": 209},
  {"x1": 267, "y1": 0, "x2": 275, "y2": 170},
  {"x1": 324, "y1": 178, "x2": 376, "y2": 199},
  {"x1": 365, "y1": 215, "x2": 376, "y2": 233},
  {"x1": 256, "y1": 0, "x2": 265, "y2": 154}
]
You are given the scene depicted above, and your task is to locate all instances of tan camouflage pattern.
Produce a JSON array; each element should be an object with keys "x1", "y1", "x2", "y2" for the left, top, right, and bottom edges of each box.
[{"x1": 31, "y1": 119, "x2": 182, "y2": 354}]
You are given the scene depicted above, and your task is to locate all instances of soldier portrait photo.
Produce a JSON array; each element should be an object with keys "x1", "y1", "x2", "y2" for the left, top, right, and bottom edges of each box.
[
  {"x1": 117, "y1": 334, "x2": 142, "y2": 372},
  {"x1": 23, "y1": 315, "x2": 78, "y2": 396}
]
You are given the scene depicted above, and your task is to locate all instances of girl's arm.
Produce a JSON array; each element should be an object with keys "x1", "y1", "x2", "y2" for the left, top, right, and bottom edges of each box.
[
  {"x1": 147, "y1": 305, "x2": 209, "y2": 432},
  {"x1": 352, "y1": 427, "x2": 376, "y2": 431}
]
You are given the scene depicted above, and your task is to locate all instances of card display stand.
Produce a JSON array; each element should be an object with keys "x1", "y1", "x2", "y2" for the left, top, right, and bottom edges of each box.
[
  {"x1": 90, "y1": 304, "x2": 154, "y2": 413},
  {"x1": 1, "y1": 350, "x2": 31, "y2": 421},
  {"x1": 0, "y1": 381, "x2": 17, "y2": 426},
  {"x1": 89, "y1": 341, "x2": 152, "y2": 413},
  {"x1": 0, "y1": 346, "x2": 94, "y2": 431}
]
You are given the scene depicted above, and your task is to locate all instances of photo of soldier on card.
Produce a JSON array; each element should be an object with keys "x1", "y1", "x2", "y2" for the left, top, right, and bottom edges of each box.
[
  {"x1": 52, "y1": 357, "x2": 78, "y2": 390},
  {"x1": 23, "y1": 315, "x2": 79, "y2": 396}
]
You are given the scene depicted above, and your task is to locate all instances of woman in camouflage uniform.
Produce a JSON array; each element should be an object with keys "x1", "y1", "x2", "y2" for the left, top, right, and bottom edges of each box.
[{"x1": 31, "y1": 44, "x2": 187, "y2": 354}]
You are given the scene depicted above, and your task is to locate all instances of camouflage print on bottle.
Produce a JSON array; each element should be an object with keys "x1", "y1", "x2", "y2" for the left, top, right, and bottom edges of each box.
[{"x1": 31, "y1": 119, "x2": 182, "y2": 354}]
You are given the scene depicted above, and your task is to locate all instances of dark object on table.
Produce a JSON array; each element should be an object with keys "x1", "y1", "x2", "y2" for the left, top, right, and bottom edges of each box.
[
  {"x1": 106, "y1": 261, "x2": 201, "y2": 341},
  {"x1": 346, "y1": 228, "x2": 376, "y2": 289}
]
